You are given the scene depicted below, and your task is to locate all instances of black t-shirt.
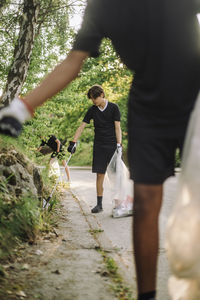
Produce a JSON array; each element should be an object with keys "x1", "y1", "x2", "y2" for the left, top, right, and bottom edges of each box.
[
  {"x1": 40, "y1": 135, "x2": 62, "y2": 152},
  {"x1": 73, "y1": 0, "x2": 200, "y2": 137},
  {"x1": 83, "y1": 101, "x2": 120, "y2": 143}
]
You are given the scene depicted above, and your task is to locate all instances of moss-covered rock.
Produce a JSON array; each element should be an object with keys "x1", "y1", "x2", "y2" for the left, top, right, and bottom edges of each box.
[{"x1": 0, "y1": 148, "x2": 43, "y2": 199}]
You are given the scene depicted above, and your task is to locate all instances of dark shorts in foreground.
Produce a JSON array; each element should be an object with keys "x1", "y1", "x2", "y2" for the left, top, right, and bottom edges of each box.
[
  {"x1": 128, "y1": 136, "x2": 185, "y2": 184},
  {"x1": 92, "y1": 143, "x2": 116, "y2": 174}
]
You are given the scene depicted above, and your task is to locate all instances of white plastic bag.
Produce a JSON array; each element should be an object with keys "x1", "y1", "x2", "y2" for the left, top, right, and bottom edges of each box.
[
  {"x1": 165, "y1": 93, "x2": 200, "y2": 298},
  {"x1": 106, "y1": 150, "x2": 134, "y2": 218},
  {"x1": 49, "y1": 158, "x2": 61, "y2": 178},
  {"x1": 168, "y1": 276, "x2": 200, "y2": 300}
]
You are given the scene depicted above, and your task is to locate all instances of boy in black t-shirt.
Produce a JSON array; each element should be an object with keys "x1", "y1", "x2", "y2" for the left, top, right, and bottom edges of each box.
[
  {"x1": 38, "y1": 135, "x2": 70, "y2": 181},
  {"x1": 68, "y1": 85, "x2": 122, "y2": 213}
]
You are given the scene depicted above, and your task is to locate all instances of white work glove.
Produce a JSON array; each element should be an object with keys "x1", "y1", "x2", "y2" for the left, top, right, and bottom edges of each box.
[{"x1": 0, "y1": 97, "x2": 33, "y2": 137}]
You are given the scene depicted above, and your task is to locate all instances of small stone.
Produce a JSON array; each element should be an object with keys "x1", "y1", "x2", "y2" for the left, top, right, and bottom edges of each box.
[
  {"x1": 7, "y1": 290, "x2": 12, "y2": 294},
  {"x1": 35, "y1": 250, "x2": 43, "y2": 255},
  {"x1": 16, "y1": 290, "x2": 26, "y2": 297},
  {"x1": 9, "y1": 265, "x2": 15, "y2": 270},
  {"x1": 17, "y1": 257, "x2": 22, "y2": 262},
  {"x1": 52, "y1": 269, "x2": 61, "y2": 274},
  {"x1": 21, "y1": 264, "x2": 29, "y2": 270},
  {"x1": 101, "y1": 270, "x2": 109, "y2": 277}
]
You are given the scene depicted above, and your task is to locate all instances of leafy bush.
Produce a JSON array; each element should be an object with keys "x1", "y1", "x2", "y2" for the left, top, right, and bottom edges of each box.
[
  {"x1": 0, "y1": 187, "x2": 40, "y2": 259},
  {"x1": 0, "y1": 137, "x2": 60, "y2": 262}
]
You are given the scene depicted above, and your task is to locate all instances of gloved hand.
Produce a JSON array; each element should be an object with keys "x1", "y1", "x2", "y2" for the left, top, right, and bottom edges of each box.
[
  {"x1": 67, "y1": 141, "x2": 76, "y2": 154},
  {"x1": 117, "y1": 143, "x2": 122, "y2": 155},
  {"x1": 0, "y1": 97, "x2": 33, "y2": 137}
]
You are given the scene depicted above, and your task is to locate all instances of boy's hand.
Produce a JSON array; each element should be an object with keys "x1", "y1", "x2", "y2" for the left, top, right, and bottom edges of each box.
[
  {"x1": 67, "y1": 141, "x2": 76, "y2": 154},
  {"x1": 117, "y1": 143, "x2": 122, "y2": 155},
  {"x1": 0, "y1": 97, "x2": 33, "y2": 137}
]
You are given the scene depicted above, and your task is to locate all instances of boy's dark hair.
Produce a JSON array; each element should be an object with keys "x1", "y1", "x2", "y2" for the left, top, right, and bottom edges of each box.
[{"x1": 87, "y1": 85, "x2": 105, "y2": 99}]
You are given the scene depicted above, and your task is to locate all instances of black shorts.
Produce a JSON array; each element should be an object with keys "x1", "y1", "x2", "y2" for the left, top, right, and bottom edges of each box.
[
  {"x1": 128, "y1": 136, "x2": 185, "y2": 184},
  {"x1": 92, "y1": 143, "x2": 116, "y2": 174}
]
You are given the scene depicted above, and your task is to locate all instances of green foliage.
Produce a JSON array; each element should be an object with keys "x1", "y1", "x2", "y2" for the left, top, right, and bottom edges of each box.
[
  {"x1": 0, "y1": 0, "x2": 84, "y2": 93},
  {"x1": 175, "y1": 149, "x2": 181, "y2": 168},
  {"x1": 97, "y1": 249, "x2": 134, "y2": 300},
  {"x1": 0, "y1": 188, "x2": 40, "y2": 259},
  {"x1": 21, "y1": 38, "x2": 132, "y2": 166},
  {"x1": 0, "y1": 136, "x2": 61, "y2": 262},
  {"x1": 0, "y1": 1, "x2": 21, "y2": 87}
]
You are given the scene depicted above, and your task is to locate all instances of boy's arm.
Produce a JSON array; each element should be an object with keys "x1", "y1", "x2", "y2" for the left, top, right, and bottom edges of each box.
[
  {"x1": 55, "y1": 138, "x2": 61, "y2": 152},
  {"x1": 73, "y1": 122, "x2": 87, "y2": 142},
  {"x1": 24, "y1": 51, "x2": 89, "y2": 110},
  {"x1": 67, "y1": 122, "x2": 87, "y2": 153},
  {"x1": 37, "y1": 146, "x2": 42, "y2": 152},
  {"x1": 0, "y1": 50, "x2": 89, "y2": 137},
  {"x1": 114, "y1": 121, "x2": 122, "y2": 145}
]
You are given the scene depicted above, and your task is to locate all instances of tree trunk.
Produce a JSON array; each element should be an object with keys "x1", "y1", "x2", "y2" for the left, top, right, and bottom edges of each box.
[
  {"x1": 1, "y1": 0, "x2": 40, "y2": 106},
  {"x1": 0, "y1": 0, "x2": 9, "y2": 11}
]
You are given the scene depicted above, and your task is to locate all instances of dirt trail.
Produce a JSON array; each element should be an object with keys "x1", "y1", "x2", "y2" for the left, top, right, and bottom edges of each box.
[{"x1": 0, "y1": 188, "x2": 134, "y2": 300}]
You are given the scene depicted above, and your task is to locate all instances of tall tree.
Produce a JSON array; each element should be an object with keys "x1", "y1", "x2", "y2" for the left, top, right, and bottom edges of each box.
[
  {"x1": 0, "y1": 0, "x2": 85, "y2": 105},
  {"x1": 1, "y1": 0, "x2": 39, "y2": 105}
]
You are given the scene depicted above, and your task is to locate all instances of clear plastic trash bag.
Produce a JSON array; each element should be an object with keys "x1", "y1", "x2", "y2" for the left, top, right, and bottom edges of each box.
[
  {"x1": 165, "y1": 93, "x2": 200, "y2": 297},
  {"x1": 106, "y1": 150, "x2": 134, "y2": 218},
  {"x1": 168, "y1": 276, "x2": 200, "y2": 300},
  {"x1": 49, "y1": 158, "x2": 61, "y2": 178}
]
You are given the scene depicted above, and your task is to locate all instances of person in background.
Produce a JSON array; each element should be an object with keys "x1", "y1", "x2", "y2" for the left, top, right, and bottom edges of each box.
[
  {"x1": 67, "y1": 85, "x2": 122, "y2": 213},
  {"x1": 38, "y1": 135, "x2": 70, "y2": 181},
  {"x1": 0, "y1": 1, "x2": 199, "y2": 299}
]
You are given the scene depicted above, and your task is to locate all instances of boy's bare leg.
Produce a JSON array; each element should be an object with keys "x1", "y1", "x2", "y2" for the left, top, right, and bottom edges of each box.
[
  {"x1": 62, "y1": 160, "x2": 70, "y2": 181},
  {"x1": 91, "y1": 173, "x2": 105, "y2": 213},
  {"x1": 96, "y1": 173, "x2": 105, "y2": 196},
  {"x1": 133, "y1": 183, "x2": 163, "y2": 294}
]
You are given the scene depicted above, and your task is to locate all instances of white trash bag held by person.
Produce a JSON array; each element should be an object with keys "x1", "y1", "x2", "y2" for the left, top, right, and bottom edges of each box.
[
  {"x1": 165, "y1": 93, "x2": 200, "y2": 299},
  {"x1": 106, "y1": 150, "x2": 134, "y2": 218},
  {"x1": 168, "y1": 276, "x2": 200, "y2": 300}
]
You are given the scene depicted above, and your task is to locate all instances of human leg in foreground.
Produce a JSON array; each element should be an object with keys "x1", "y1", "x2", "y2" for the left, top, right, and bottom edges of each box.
[
  {"x1": 129, "y1": 135, "x2": 185, "y2": 300},
  {"x1": 133, "y1": 184, "x2": 163, "y2": 300}
]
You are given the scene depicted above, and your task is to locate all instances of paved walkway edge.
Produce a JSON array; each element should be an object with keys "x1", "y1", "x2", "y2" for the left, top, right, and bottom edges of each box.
[{"x1": 70, "y1": 187, "x2": 137, "y2": 297}]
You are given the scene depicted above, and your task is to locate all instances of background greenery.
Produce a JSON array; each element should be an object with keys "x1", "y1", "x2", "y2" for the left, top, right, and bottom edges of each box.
[
  {"x1": 0, "y1": 0, "x2": 132, "y2": 263},
  {"x1": 0, "y1": 1, "x2": 132, "y2": 166},
  {"x1": 20, "y1": 38, "x2": 132, "y2": 166}
]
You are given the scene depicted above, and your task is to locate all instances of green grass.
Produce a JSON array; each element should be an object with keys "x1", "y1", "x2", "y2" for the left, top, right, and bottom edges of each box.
[
  {"x1": 97, "y1": 249, "x2": 135, "y2": 300},
  {"x1": 68, "y1": 141, "x2": 93, "y2": 166},
  {"x1": 89, "y1": 228, "x2": 104, "y2": 234},
  {"x1": 0, "y1": 189, "x2": 40, "y2": 259}
]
